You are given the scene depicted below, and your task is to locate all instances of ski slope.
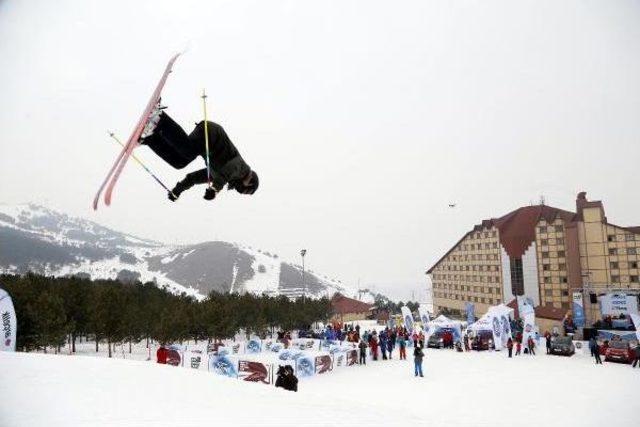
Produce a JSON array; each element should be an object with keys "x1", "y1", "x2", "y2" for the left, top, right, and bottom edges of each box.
[{"x1": 1, "y1": 345, "x2": 639, "y2": 427}]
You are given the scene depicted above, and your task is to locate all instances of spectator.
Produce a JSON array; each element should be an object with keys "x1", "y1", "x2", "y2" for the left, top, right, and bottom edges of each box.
[
  {"x1": 527, "y1": 336, "x2": 535, "y2": 355},
  {"x1": 413, "y1": 342, "x2": 424, "y2": 377},
  {"x1": 515, "y1": 340, "x2": 522, "y2": 356},
  {"x1": 358, "y1": 339, "x2": 368, "y2": 365},
  {"x1": 380, "y1": 330, "x2": 388, "y2": 360},
  {"x1": 369, "y1": 333, "x2": 379, "y2": 361},
  {"x1": 545, "y1": 333, "x2": 552, "y2": 354},
  {"x1": 399, "y1": 333, "x2": 407, "y2": 360},
  {"x1": 507, "y1": 338, "x2": 513, "y2": 358},
  {"x1": 632, "y1": 345, "x2": 640, "y2": 368},
  {"x1": 463, "y1": 334, "x2": 470, "y2": 351},
  {"x1": 589, "y1": 337, "x2": 602, "y2": 364},
  {"x1": 387, "y1": 335, "x2": 394, "y2": 359}
]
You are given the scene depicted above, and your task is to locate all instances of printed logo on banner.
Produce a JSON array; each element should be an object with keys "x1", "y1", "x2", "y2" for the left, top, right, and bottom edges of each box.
[
  {"x1": 270, "y1": 343, "x2": 283, "y2": 352},
  {"x1": 306, "y1": 340, "x2": 314, "y2": 349},
  {"x1": 336, "y1": 354, "x2": 344, "y2": 366},
  {"x1": 296, "y1": 356, "x2": 315, "y2": 378},
  {"x1": 264, "y1": 341, "x2": 273, "y2": 350},
  {"x1": 209, "y1": 355, "x2": 238, "y2": 378},
  {"x1": 501, "y1": 316, "x2": 509, "y2": 335},
  {"x1": 525, "y1": 323, "x2": 533, "y2": 333},
  {"x1": 315, "y1": 355, "x2": 333, "y2": 374},
  {"x1": 190, "y1": 356, "x2": 202, "y2": 369},
  {"x1": 492, "y1": 317, "x2": 501, "y2": 338},
  {"x1": 246, "y1": 339, "x2": 261, "y2": 353},
  {"x1": 2, "y1": 311, "x2": 11, "y2": 347},
  {"x1": 279, "y1": 351, "x2": 291, "y2": 360},
  {"x1": 238, "y1": 360, "x2": 271, "y2": 384},
  {"x1": 404, "y1": 315, "x2": 414, "y2": 331}
]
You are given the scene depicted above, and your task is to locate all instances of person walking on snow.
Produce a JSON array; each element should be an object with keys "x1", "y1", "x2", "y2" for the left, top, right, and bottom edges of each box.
[
  {"x1": 380, "y1": 330, "x2": 388, "y2": 360},
  {"x1": 399, "y1": 333, "x2": 407, "y2": 360},
  {"x1": 545, "y1": 332, "x2": 552, "y2": 355},
  {"x1": 413, "y1": 342, "x2": 424, "y2": 377},
  {"x1": 589, "y1": 337, "x2": 602, "y2": 364},
  {"x1": 515, "y1": 340, "x2": 522, "y2": 356},
  {"x1": 139, "y1": 105, "x2": 259, "y2": 201},
  {"x1": 507, "y1": 337, "x2": 513, "y2": 358}
]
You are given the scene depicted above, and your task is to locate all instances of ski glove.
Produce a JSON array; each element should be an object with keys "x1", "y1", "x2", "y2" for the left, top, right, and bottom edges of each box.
[{"x1": 203, "y1": 187, "x2": 216, "y2": 201}]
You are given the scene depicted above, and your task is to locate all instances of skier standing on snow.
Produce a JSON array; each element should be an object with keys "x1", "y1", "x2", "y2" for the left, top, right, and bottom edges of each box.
[{"x1": 139, "y1": 105, "x2": 259, "y2": 201}]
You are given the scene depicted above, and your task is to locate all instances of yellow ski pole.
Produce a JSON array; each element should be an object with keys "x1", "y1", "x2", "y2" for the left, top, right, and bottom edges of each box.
[
  {"x1": 107, "y1": 131, "x2": 176, "y2": 199},
  {"x1": 201, "y1": 89, "x2": 212, "y2": 189}
]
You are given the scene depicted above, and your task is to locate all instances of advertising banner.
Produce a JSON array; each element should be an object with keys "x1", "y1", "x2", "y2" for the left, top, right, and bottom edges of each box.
[
  {"x1": 315, "y1": 355, "x2": 333, "y2": 374},
  {"x1": 401, "y1": 306, "x2": 414, "y2": 331},
  {"x1": 183, "y1": 350, "x2": 206, "y2": 369},
  {"x1": 418, "y1": 306, "x2": 431, "y2": 326},
  {"x1": 490, "y1": 315, "x2": 503, "y2": 350},
  {"x1": 208, "y1": 355, "x2": 238, "y2": 378},
  {"x1": 238, "y1": 360, "x2": 272, "y2": 384},
  {"x1": 246, "y1": 339, "x2": 262, "y2": 354},
  {"x1": 0, "y1": 287, "x2": 17, "y2": 352},
  {"x1": 465, "y1": 302, "x2": 475, "y2": 325},
  {"x1": 600, "y1": 293, "x2": 639, "y2": 317},
  {"x1": 295, "y1": 355, "x2": 315, "y2": 378},
  {"x1": 572, "y1": 292, "x2": 585, "y2": 328}
]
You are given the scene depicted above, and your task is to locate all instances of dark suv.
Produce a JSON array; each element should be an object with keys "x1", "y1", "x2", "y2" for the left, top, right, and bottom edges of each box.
[
  {"x1": 549, "y1": 336, "x2": 575, "y2": 356},
  {"x1": 427, "y1": 331, "x2": 445, "y2": 349},
  {"x1": 471, "y1": 331, "x2": 494, "y2": 351}
]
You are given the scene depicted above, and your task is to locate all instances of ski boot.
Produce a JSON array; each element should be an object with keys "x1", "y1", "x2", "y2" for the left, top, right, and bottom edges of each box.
[{"x1": 139, "y1": 99, "x2": 167, "y2": 142}]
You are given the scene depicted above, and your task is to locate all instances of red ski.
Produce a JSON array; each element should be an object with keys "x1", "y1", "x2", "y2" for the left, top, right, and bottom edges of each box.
[{"x1": 92, "y1": 53, "x2": 181, "y2": 210}]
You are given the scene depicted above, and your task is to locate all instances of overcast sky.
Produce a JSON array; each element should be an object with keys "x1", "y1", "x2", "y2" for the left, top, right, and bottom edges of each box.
[{"x1": 1, "y1": 0, "x2": 639, "y2": 300}]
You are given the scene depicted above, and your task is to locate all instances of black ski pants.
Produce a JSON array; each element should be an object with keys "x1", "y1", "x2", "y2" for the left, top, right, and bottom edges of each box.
[
  {"x1": 359, "y1": 352, "x2": 366, "y2": 365},
  {"x1": 143, "y1": 113, "x2": 201, "y2": 169}
]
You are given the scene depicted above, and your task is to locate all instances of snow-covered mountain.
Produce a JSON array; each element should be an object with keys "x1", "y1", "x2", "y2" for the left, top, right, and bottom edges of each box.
[{"x1": 0, "y1": 204, "x2": 352, "y2": 300}]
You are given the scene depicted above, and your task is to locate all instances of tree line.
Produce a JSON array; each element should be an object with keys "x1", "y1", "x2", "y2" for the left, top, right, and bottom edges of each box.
[{"x1": 0, "y1": 274, "x2": 333, "y2": 357}]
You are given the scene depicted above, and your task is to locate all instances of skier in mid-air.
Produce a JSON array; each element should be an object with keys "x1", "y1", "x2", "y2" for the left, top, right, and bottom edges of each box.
[{"x1": 139, "y1": 102, "x2": 259, "y2": 202}]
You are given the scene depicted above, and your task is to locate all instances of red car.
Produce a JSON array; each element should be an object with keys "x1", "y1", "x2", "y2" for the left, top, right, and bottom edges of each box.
[{"x1": 604, "y1": 341, "x2": 634, "y2": 364}]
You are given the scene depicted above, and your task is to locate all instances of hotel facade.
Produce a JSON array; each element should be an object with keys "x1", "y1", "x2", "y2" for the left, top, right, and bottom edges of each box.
[{"x1": 426, "y1": 193, "x2": 640, "y2": 322}]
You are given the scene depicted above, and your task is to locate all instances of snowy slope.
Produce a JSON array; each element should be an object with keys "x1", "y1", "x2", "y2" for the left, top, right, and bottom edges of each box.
[
  {"x1": 0, "y1": 204, "x2": 354, "y2": 299},
  {"x1": 2, "y1": 345, "x2": 639, "y2": 426}
]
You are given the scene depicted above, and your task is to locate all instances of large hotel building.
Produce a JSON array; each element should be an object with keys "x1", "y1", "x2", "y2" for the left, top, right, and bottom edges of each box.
[{"x1": 426, "y1": 193, "x2": 639, "y2": 324}]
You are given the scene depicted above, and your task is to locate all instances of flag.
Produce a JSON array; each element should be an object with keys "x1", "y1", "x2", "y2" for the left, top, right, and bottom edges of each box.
[{"x1": 0, "y1": 287, "x2": 17, "y2": 352}]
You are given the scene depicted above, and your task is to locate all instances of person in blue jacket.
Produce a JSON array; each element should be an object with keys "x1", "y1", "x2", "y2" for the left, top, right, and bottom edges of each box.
[{"x1": 380, "y1": 330, "x2": 388, "y2": 360}]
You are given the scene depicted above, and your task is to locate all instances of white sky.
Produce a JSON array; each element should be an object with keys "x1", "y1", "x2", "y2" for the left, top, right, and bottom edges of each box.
[{"x1": 1, "y1": 0, "x2": 639, "y2": 300}]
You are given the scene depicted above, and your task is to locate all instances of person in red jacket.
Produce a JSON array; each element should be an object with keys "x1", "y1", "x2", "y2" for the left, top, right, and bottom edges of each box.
[
  {"x1": 157, "y1": 345, "x2": 168, "y2": 364},
  {"x1": 369, "y1": 334, "x2": 379, "y2": 361}
]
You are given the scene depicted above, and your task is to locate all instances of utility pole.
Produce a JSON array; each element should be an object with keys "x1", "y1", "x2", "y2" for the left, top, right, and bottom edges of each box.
[{"x1": 300, "y1": 249, "x2": 307, "y2": 299}]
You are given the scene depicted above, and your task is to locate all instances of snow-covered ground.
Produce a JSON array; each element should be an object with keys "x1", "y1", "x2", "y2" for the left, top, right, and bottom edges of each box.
[{"x1": 2, "y1": 344, "x2": 639, "y2": 427}]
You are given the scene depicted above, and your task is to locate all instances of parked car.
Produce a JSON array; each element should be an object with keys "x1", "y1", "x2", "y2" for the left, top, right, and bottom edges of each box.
[
  {"x1": 427, "y1": 331, "x2": 445, "y2": 349},
  {"x1": 471, "y1": 331, "x2": 494, "y2": 351},
  {"x1": 604, "y1": 341, "x2": 634, "y2": 363},
  {"x1": 549, "y1": 336, "x2": 575, "y2": 356}
]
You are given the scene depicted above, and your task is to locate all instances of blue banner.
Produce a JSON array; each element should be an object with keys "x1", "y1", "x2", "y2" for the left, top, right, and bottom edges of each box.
[
  {"x1": 572, "y1": 292, "x2": 585, "y2": 328},
  {"x1": 465, "y1": 302, "x2": 475, "y2": 325}
]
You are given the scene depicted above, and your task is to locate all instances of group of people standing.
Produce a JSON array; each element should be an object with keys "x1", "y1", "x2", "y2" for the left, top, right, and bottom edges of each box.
[
  {"x1": 355, "y1": 326, "x2": 425, "y2": 377},
  {"x1": 505, "y1": 332, "x2": 536, "y2": 357}
]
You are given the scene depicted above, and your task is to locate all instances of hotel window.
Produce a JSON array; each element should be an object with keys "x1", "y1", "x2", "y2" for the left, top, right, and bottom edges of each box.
[
  {"x1": 554, "y1": 225, "x2": 563, "y2": 232},
  {"x1": 544, "y1": 277, "x2": 552, "y2": 284},
  {"x1": 631, "y1": 276, "x2": 639, "y2": 283},
  {"x1": 625, "y1": 234, "x2": 635, "y2": 241},
  {"x1": 632, "y1": 262, "x2": 638, "y2": 269},
  {"x1": 555, "y1": 238, "x2": 564, "y2": 245},
  {"x1": 612, "y1": 275, "x2": 620, "y2": 283},
  {"x1": 628, "y1": 248, "x2": 637, "y2": 255},
  {"x1": 608, "y1": 235, "x2": 616, "y2": 242},
  {"x1": 557, "y1": 251, "x2": 565, "y2": 258},
  {"x1": 561, "y1": 277, "x2": 567, "y2": 284},
  {"x1": 539, "y1": 226, "x2": 547, "y2": 233},
  {"x1": 542, "y1": 252, "x2": 549, "y2": 259},
  {"x1": 541, "y1": 239, "x2": 548, "y2": 245},
  {"x1": 492, "y1": 242, "x2": 497, "y2": 249},
  {"x1": 543, "y1": 264, "x2": 550, "y2": 271},
  {"x1": 545, "y1": 289, "x2": 553, "y2": 296},
  {"x1": 610, "y1": 262, "x2": 619, "y2": 269},
  {"x1": 492, "y1": 231, "x2": 497, "y2": 237},
  {"x1": 609, "y1": 248, "x2": 618, "y2": 255}
]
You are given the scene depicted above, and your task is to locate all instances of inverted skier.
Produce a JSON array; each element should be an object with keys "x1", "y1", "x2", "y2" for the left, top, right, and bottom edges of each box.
[{"x1": 138, "y1": 103, "x2": 259, "y2": 201}]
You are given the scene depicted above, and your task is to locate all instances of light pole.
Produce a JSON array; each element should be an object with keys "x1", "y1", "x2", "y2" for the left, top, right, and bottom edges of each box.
[{"x1": 300, "y1": 249, "x2": 307, "y2": 298}]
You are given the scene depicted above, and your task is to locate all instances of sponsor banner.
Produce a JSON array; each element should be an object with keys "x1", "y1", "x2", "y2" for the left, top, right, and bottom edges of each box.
[
  {"x1": 418, "y1": 306, "x2": 431, "y2": 326},
  {"x1": 0, "y1": 287, "x2": 17, "y2": 352},
  {"x1": 522, "y1": 311, "x2": 536, "y2": 349},
  {"x1": 295, "y1": 355, "x2": 315, "y2": 378},
  {"x1": 208, "y1": 355, "x2": 238, "y2": 378},
  {"x1": 600, "y1": 293, "x2": 639, "y2": 317},
  {"x1": 238, "y1": 360, "x2": 272, "y2": 384},
  {"x1": 166, "y1": 346, "x2": 182, "y2": 366},
  {"x1": 401, "y1": 306, "x2": 414, "y2": 331},
  {"x1": 517, "y1": 296, "x2": 534, "y2": 318},
  {"x1": 630, "y1": 314, "x2": 640, "y2": 342},
  {"x1": 572, "y1": 292, "x2": 585, "y2": 328},
  {"x1": 346, "y1": 349, "x2": 357, "y2": 366},
  {"x1": 465, "y1": 302, "x2": 475, "y2": 325},
  {"x1": 333, "y1": 352, "x2": 346, "y2": 368},
  {"x1": 491, "y1": 315, "x2": 503, "y2": 350},
  {"x1": 246, "y1": 339, "x2": 262, "y2": 354},
  {"x1": 597, "y1": 329, "x2": 638, "y2": 343},
  {"x1": 315, "y1": 355, "x2": 333, "y2": 374},
  {"x1": 499, "y1": 315, "x2": 511, "y2": 346},
  {"x1": 183, "y1": 350, "x2": 206, "y2": 369}
]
